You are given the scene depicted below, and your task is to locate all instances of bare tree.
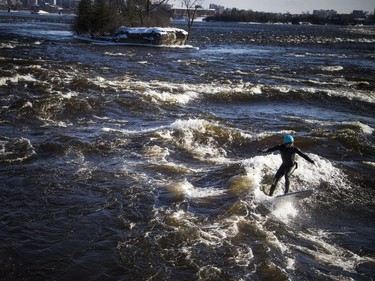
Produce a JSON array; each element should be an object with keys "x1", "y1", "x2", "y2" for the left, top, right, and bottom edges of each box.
[
  {"x1": 147, "y1": 0, "x2": 170, "y2": 25},
  {"x1": 127, "y1": 0, "x2": 170, "y2": 26},
  {"x1": 146, "y1": 0, "x2": 169, "y2": 17},
  {"x1": 181, "y1": 0, "x2": 204, "y2": 41}
]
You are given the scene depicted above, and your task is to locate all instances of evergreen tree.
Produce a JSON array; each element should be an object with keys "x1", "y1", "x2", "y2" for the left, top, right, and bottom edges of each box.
[{"x1": 73, "y1": 0, "x2": 93, "y2": 35}]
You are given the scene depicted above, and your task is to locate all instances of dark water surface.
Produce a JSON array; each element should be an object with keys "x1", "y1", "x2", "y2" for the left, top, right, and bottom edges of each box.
[{"x1": 0, "y1": 11, "x2": 374, "y2": 280}]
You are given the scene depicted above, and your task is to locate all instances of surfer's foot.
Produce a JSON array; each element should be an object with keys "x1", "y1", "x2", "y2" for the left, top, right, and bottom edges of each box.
[{"x1": 269, "y1": 185, "x2": 276, "y2": 196}]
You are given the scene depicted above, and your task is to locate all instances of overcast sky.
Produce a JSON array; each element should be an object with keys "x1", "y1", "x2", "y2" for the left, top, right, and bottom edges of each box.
[{"x1": 185, "y1": 0, "x2": 375, "y2": 14}]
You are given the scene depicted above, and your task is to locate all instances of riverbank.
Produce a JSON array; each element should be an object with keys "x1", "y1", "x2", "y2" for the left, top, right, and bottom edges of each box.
[{"x1": 0, "y1": 9, "x2": 75, "y2": 23}]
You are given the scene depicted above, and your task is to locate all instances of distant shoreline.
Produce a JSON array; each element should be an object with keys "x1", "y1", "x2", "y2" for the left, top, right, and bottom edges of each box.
[
  {"x1": 1, "y1": 9, "x2": 374, "y2": 27},
  {"x1": 0, "y1": 9, "x2": 75, "y2": 23}
]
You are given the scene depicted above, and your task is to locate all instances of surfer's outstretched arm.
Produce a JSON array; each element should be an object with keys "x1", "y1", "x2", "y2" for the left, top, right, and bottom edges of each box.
[
  {"x1": 295, "y1": 147, "x2": 315, "y2": 164},
  {"x1": 259, "y1": 144, "x2": 281, "y2": 154}
]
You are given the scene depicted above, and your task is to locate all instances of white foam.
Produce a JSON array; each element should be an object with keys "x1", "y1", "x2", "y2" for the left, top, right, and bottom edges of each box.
[
  {"x1": 144, "y1": 88, "x2": 198, "y2": 104},
  {"x1": 197, "y1": 266, "x2": 221, "y2": 279},
  {"x1": 28, "y1": 64, "x2": 43, "y2": 70},
  {"x1": 60, "y1": 91, "x2": 79, "y2": 99},
  {"x1": 168, "y1": 118, "x2": 243, "y2": 163},
  {"x1": 143, "y1": 145, "x2": 170, "y2": 161},
  {"x1": 22, "y1": 101, "x2": 33, "y2": 109},
  {"x1": 172, "y1": 119, "x2": 227, "y2": 161},
  {"x1": 254, "y1": 216, "x2": 290, "y2": 254},
  {"x1": 270, "y1": 200, "x2": 299, "y2": 223},
  {"x1": 170, "y1": 118, "x2": 206, "y2": 131},
  {"x1": 351, "y1": 121, "x2": 374, "y2": 135},
  {"x1": 296, "y1": 229, "x2": 375, "y2": 273},
  {"x1": 200, "y1": 216, "x2": 242, "y2": 246},
  {"x1": 0, "y1": 43, "x2": 15, "y2": 49},
  {"x1": 302, "y1": 119, "x2": 374, "y2": 135},
  {"x1": 0, "y1": 74, "x2": 37, "y2": 86},
  {"x1": 267, "y1": 78, "x2": 375, "y2": 104},
  {"x1": 162, "y1": 207, "x2": 241, "y2": 248},
  {"x1": 286, "y1": 257, "x2": 295, "y2": 270},
  {"x1": 86, "y1": 76, "x2": 265, "y2": 105},
  {"x1": 242, "y1": 154, "x2": 281, "y2": 193},
  {"x1": 101, "y1": 123, "x2": 168, "y2": 135},
  {"x1": 302, "y1": 86, "x2": 375, "y2": 104},
  {"x1": 104, "y1": 52, "x2": 130, "y2": 57},
  {"x1": 230, "y1": 244, "x2": 254, "y2": 267},
  {"x1": 363, "y1": 161, "x2": 375, "y2": 168},
  {"x1": 256, "y1": 129, "x2": 295, "y2": 141},
  {"x1": 169, "y1": 178, "x2": 225, "y2": 199},
  {"x1": 320, "y1": 65, "x2": 344, "y2": 72},
  {"x1": 0, "y1": 137, "x2": 36, "y2": 163}
]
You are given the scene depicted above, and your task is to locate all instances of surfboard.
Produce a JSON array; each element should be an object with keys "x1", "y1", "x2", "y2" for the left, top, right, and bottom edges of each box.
[
  {"x1": 271, "y1": 189, "x2": 314, "y2": 204},
  {"x1": 256, "y1": 189, "x2": 314, "y2": 215}
]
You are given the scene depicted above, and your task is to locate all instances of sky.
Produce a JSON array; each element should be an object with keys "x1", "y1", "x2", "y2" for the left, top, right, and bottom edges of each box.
[{"x1": 197, "y1": 0, "x2": 375, "y2": 14}]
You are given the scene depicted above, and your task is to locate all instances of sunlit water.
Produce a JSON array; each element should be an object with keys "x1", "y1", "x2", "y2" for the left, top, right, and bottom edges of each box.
[{"x1": 0, "y1": 10, "x2": 374, "y2": 280}]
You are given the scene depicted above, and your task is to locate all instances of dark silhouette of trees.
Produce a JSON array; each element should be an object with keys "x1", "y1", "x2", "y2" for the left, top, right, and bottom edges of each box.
[
  {"x1": 73, "y1": 0, "x2": 94, "y2": 35},
  {"x1": 125, "y1": 0, "x2": 169, "y2": 26},
  {"x1": 204, "y1": 9, "x2": 286, "y2": 23},
  {"x1": 73, "y1": 0, "x2": 171, "y2": 36},
  {"x1": 204, "y1": 8, "x2": 375, "y2": 25}
]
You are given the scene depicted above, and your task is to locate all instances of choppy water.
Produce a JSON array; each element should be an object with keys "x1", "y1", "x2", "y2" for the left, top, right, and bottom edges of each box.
[{"x1": 0, "y1": 10, "x2": 374, "y2": 281}]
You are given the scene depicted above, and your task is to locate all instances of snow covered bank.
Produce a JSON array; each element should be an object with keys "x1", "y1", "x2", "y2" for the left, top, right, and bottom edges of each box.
[{"x1": 90, "y1": 26, "x2": 189, "y2": 46}]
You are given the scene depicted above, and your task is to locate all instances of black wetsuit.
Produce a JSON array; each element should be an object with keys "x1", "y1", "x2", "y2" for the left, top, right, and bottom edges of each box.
[{"x1": 265, "y1": 144, "x2": 315, "y2": 196}]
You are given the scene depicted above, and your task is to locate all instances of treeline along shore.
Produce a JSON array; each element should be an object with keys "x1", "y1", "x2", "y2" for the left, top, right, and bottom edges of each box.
[{"x1": 204, "y1": 9, "x2": 375, "y2": 25}]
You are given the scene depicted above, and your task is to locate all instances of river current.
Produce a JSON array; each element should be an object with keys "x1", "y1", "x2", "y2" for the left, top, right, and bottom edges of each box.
[{"x1": 0, "y1": 11, "x2": 374, "y2": 280}]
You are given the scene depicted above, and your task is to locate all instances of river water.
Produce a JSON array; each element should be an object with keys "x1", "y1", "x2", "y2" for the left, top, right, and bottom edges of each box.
[{"x1": 0, "y1": 11, "x2": 374, "y2": 281}]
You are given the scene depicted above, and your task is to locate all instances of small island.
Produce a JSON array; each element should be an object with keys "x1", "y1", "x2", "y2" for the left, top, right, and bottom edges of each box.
[
  {"x1": 72, "y1": 0, "x2": 202, "y2": 47},
  {"x1": 78, "y1": 26, "x2": 189, "y2": 46}
]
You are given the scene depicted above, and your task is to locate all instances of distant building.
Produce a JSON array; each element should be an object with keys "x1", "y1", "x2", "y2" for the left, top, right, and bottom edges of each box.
[
  {"x1": 6, "y1": 0, "x2": 22, "y2": 7},
  {"x1": 170, "y1": 7, "x2": 216, "y2": 19},
  {"x1": 351, "y1": 10, "x2": 367, "y2": 23},
  {"x1": 4, "y1": 0, "x2": 78, "y2": 9},
  {"x1": 20, "y1": 0, "x2": 37, "y2": 7},
  {"x1": 313, "y1": 9, "x2": 337, "y2": 18},
  {"x1": 352, "y1": 10, "x2": 365, "y2": 16},
  {"x1": 352, "y1": 10, "x2": 366, "y2": 18},
  {"x1": 209, "y1": 3, "x2": 224, "y2": 14}
]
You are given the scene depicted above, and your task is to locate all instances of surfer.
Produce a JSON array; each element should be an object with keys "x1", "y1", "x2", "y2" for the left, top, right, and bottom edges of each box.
[{"x1": 259, "y1": 135, "x2": 315, "y2": 196}]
